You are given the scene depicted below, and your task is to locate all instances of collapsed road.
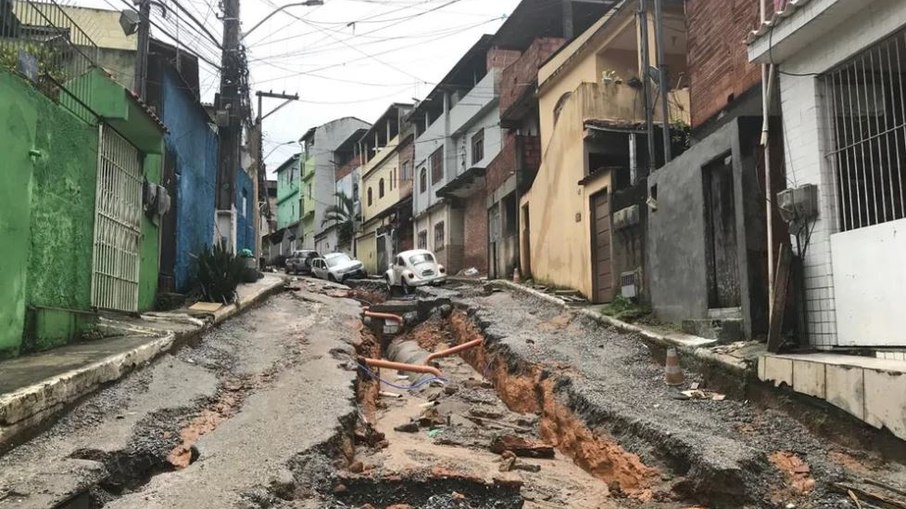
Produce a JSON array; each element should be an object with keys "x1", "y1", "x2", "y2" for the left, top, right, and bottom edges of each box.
[{"x1": 1, "y1": 279, "x2": 905, "y2": 509}]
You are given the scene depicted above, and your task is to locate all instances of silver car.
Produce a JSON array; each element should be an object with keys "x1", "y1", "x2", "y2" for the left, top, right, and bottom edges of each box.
[{"x1": 310, "y1": 253, "x2": 367, "y2": 283}]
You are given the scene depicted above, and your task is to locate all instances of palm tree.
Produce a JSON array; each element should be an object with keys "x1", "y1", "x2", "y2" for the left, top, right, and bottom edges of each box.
[{"x1": 322, "y1": 192, "x2": 356, "y2": 250}]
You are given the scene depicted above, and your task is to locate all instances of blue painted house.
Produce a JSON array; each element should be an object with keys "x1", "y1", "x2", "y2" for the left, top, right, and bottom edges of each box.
[
  {"x1": 235, "y1": 166, "x2": 256, "y2": 253},
  {"x1": 148, "y1": 42, "x2": 218, "y2": 294}
]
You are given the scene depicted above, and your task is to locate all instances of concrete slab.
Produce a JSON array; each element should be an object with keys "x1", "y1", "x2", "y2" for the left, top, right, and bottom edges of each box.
[
  {"x1": 792, "y1": 359, "x2": 826, "y2": 399},
  {"x1": 863, "y1": 369, "x2": 906, "y2": 439},
  {"x1": 826, "y1": 364, "x2": 865, "y2": 421},
  {"x1": 761, "y1": 355, "x2": 794, "y2": 387}
]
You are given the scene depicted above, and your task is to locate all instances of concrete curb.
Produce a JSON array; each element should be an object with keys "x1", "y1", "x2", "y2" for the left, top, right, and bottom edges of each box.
[
  {"x1": 485, "y1": 279, "x2": 750, "y2": 377},
  {"x1": 0, "y1": 277, "x2": 285, "y2": 450}
]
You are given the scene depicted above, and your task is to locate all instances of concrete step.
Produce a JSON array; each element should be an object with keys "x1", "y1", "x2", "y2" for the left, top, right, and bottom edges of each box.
[
  {"x1": 681, "y1": 318, "x2": 745, "y2": 343},
  {"x1": 759, "y1": 353, "x2": 906, "y2": 442}
]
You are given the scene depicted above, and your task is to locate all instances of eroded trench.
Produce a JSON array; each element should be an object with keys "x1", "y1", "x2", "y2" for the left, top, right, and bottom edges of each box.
[{"x1": 326, "y1": 287, "x2": 712, "y2": 509}]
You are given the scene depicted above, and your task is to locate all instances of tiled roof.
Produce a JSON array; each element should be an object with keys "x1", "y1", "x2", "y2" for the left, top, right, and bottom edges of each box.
[
  {"x1": 746, "y1": 0, "x2": 813, "y2": 45},
  {"x1": 125, "y1": 87, "x2": 168, "y2": 133}
]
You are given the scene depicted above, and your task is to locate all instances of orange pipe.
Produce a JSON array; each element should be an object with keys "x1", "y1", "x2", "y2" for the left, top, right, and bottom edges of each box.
[
  {"x1": 363, "y1": 310, "x2": 404, "y2": 325},
  {"x1": 363, "y1": 358, "x2": 442, "y2": 377},
  {"x1": 425, "y1": 339, "x2": 484, "y2": 363}
]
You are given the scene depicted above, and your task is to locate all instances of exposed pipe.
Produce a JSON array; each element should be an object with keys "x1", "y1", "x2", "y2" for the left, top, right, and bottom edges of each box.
[
  {"x1": 361, "y1": 358, "x2": 443, "y2": 377},
  {"x1": 760, "y1": 0, "x2": 776, "y2": 316},
  {"x1": 363, "y1": 311, "x2": 405, "y2": 325},
  {"x1": 425, "y1": 339, "x2": 484, "y2": 363}
]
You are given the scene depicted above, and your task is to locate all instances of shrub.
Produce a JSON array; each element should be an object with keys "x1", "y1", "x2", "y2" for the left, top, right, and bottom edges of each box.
[{"x1": 197, "y1": 243, "x2": 244, "y2": 304}]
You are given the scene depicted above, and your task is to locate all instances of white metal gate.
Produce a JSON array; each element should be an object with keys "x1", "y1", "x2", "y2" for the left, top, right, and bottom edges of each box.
[{"x1": 91, "y1": 124, "x2": 143, "y2": 312}]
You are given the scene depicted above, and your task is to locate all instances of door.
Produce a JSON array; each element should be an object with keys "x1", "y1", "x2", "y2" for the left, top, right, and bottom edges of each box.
[
  {"x1": 376, "y1": 234, "x2": 389, "y2": 273},
  {"x1": 91, "y1": 124, "x2": 143, "y2": 312},
  {"x1": 703, "y1": 156, "x2": 741, "y2": 309},
  {"x1": 312, "y1": 259, "x2": 327, "y2": 280},
  {"x1": 590, "y1": 190, "x2": 613, "y2": 303},
  {"x1": 391, "y1": 255, "x2": 406, "y2": 285}
]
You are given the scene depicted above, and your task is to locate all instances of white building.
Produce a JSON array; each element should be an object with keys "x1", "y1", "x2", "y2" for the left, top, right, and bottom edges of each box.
[{"x1": 750, "y1": 0, "x2": 906, "y2": 351}]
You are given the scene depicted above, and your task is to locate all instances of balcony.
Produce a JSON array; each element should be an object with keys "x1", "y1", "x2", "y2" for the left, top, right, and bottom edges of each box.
[
  {"x1": 573, "y1": 81, "x2": 689, "y2": 127},
  {"x1": 500, "y1": 37, "x2": 565, "y2": 125},
  {"x1": 448, "y1": 69, "x2": 499, "y2": 136}
]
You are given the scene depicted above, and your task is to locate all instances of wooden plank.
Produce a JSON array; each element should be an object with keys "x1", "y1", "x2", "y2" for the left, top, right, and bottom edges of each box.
[
  {"x1": 831, "y1": 482, "x2": 906, "y2": 509},
  {"x1": 767, "y1": 243, "x2": 792, "y2": 353}
]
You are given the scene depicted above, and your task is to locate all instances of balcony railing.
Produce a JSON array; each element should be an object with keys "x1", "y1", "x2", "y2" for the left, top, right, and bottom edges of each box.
[{"x1": 1, "y1": 0, "x2": 99, "y2": 121}]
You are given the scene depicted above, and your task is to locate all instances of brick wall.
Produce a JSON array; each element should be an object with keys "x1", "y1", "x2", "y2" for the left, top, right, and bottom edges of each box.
[
  {"x1": 487, "y1": 132, "x2": 516, "y2": 193},
  {"x1": 335, "y1": 157, "x2": 357, "y2": 181},
  {"x1": 487, "y1": 47, "x2": 521, "y2": 73},
  {"x1": 463, "y1": 189, "x2": 488, "y2": 273},
  {"x1": 686, "y1": 0, "x2": 762, "y2": 128},
  {"x1": 499, "y1": 38, "x2": 565, "y2": 114}
]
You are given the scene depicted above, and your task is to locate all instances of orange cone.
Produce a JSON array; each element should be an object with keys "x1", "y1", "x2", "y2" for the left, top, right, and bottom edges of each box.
[{"x1": 665, "y1": 347, "x2": 684, "y2": 386}]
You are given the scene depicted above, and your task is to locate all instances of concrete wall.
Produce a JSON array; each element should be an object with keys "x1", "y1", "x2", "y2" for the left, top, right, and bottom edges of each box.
[
  {"x1": 646, "y1": 118, "x2": 768, "y2": 337},
  {"x1": 160, "y1": 69, "x2": 217, "y2": 292},
  {"x1": 0, "y1": 70, "x2": 99, "y2": 355},
  {"x1": 768, "y1": 0, "x2": 906, "y2": 347},
  {"x1": 275, "y1": 156, "x2": 301, "y2": 230},
  {"x1": 519, "y1": 89, "x2": 610, "y2": 298}
]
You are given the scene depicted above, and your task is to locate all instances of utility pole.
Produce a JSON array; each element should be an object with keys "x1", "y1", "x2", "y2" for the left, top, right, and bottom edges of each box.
[
  {"x1": 217, "y1": 0, "x2": 241, "y2": 212},
  {"x1": 254, "y1": 90, "x2": 298, "y2": 262},
  {"x1": 133, "y1": 0, "x2": 151, "y2": 99},
  {"x1": 638, "y1": 0, "x2": 656, "y2": 174},
  {"x1": 653, "y1": 0, "x2": 671, "y2": 164}
]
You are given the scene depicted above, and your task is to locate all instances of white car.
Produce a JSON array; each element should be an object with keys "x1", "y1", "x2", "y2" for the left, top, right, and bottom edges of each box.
[
  {"x1": 310, "y1": 253, "x2": 367, "y2": 283},
  {"x1": 385, "y1": 249, "x2": 447, "y2": 289}
]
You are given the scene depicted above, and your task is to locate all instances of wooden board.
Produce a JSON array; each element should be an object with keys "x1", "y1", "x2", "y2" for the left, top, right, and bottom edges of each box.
[
  {"x1": 767, "y1": 243, "x2": 792, "y2": 353},
  {"x1": 189, "y1": 302, "x2": 223, "y2": 313}
]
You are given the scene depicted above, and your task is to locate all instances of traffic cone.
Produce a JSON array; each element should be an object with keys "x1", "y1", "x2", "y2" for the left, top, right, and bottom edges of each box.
[{"x1": 665, "y1": 347, "x2": 684, "y2": 386}]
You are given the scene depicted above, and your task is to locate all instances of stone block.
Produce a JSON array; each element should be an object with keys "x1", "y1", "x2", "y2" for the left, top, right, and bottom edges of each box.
[
  {"x1": 792, "y1": 360, "x2": 826, "y2": 399},
  {"x1": 863, "y1": 369, "x2": 906, "y2": 441},
  {"x1": 825, "y1": 365, "x2": 864, "y2": 421},
  {"x1": 761, "y1": 355, "x2": 793, "y2": 388}
]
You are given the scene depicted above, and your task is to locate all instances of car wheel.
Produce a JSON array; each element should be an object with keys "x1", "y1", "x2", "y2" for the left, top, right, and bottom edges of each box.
[{"x1": 328, "y1": 274, "x2": 337, "y2": 283}]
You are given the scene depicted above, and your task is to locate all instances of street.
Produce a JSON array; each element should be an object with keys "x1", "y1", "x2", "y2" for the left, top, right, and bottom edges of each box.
[{"x1": 0, "y1": 281, "x2": 904, "y2": 509}]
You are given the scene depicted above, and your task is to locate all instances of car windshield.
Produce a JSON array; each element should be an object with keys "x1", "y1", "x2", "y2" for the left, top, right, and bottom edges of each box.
[
  {"x1": 408, "y1": 253, "x2": 434, "y2": 265},
  {"x1": 325, "y1": 254, "x2": 351, "y2": 268}
]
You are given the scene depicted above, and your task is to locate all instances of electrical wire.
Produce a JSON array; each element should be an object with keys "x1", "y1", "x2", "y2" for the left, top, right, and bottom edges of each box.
[{"x1": 357, "y1": 363, "x2": 447, "y2": 390}]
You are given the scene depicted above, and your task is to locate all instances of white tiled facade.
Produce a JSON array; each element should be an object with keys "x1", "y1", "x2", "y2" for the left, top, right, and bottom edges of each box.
[{"x1": 759, "y1": 0, "x2": 906, "y2": 348}]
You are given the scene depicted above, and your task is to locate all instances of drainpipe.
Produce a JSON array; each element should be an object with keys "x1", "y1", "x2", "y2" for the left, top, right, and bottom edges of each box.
[
  {"x1": 425, "y1": 339, "x2": 484, "y2": 363},
  {"x1": 361, "y1": 358, "x2": 443, "y2": 377},
  {"x1": 760, "y1": 0, "x2": 776, "y2": 314},
  {"x1": 363, "y1": 310, "x2": 405, "y2": 325}
]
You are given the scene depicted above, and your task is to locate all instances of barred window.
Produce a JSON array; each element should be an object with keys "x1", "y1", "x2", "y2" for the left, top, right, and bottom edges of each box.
[{"x1": 824, "y1": 30, "x2": 906, "y2": 231}]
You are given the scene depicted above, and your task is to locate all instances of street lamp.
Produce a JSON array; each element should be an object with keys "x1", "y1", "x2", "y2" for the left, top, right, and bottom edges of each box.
[{"x1": 242, "y1": 0, "x2": 324, "y2": 40}]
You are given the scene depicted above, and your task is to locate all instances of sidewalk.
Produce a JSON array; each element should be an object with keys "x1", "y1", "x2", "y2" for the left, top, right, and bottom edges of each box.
[{"x1": 0, "y1": 274, "x2": 285, "y2": 451}]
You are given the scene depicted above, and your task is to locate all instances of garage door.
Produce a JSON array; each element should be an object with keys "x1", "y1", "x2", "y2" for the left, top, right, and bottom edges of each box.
[{"x1": 590, "y1": 190, "x2": 612, "y2": 303}]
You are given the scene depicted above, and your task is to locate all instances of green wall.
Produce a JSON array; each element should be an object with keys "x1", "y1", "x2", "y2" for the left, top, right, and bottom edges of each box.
[{"x1": 0, "y1": 71, "x2": 37, "y2": 357}]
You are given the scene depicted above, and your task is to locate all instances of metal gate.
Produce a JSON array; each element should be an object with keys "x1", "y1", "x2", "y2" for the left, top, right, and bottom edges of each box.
[{"x1": 91, "y1": 124, "x2": 143, "y2": 312}]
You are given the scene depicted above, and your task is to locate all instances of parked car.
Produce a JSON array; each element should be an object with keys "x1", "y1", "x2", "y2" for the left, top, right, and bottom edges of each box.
[
  {"x1": 311, "y1": 253, "x2": 367, "y2": 282},
  {"x1": 385, "y1": 249, "x2": 446, "y2": 289},
  {"x1": 285, "y1": 250, "x2": 320, "y2": 275}
]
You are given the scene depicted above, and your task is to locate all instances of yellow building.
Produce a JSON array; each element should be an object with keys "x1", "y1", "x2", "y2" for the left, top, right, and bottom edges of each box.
[
  {"x1": 520, "y1": 1, "x2": 690, "y2": 302},
  {"x1": 355, "y1": 103, "x2": 414, "y2": 274}
]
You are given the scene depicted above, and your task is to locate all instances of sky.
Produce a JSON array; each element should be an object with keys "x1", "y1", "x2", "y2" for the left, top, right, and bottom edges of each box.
[{"x1": 69, "y1": 0, "x2": 521, "y2": 174}]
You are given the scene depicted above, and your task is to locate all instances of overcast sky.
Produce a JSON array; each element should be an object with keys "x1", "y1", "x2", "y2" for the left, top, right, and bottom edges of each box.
[
  {"x1": 243, "y1": 0, "x2": 521, "y2": 173},
  {"x1": 73, "y1": 0, "x2": 521, "y2": 174}
]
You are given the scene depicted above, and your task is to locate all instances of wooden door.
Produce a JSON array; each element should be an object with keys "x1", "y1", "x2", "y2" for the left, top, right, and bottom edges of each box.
[{"x1": 590, "y1": 190, "x2": 613, "y2": 303}]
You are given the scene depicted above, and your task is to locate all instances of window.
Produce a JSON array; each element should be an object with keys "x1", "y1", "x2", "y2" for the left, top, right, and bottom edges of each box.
[
  {"x1": 367, "y1": 187, "x2": 373, "y2": 206},
  {"x1": 379, "y1": 178, "x2": 385, "y2": 198},
  {"x1": 431, "y1": 147, "x2": 444, "y2": 184},
  {"x1": 472, "y1": 129, "x2": 485, "y2": 165},
  {"x1": 823, "y1": 31, "x2": 906, "y2": 232},
  {"x1": 417, "y1": 230, "x2": 428, "y2": 249},
  {"x1": 434, "y1": 221, "x2": 445, "y2": 249},
  {"x1": 419, "y1": 168, "x2": 427, "y2": 193},
  {"x1": 402, "y1": 161, "x2": 410, "y2": 182}
]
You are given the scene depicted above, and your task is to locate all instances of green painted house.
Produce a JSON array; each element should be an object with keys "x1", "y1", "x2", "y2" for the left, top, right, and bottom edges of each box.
[{"x1": 0, "y1": 66, "x2": 165, "y2": 358}]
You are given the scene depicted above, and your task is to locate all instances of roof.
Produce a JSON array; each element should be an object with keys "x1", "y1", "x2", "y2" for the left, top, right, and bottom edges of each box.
[
  {"x1": 358, "y1": 103, "x2": 414, "y2": 144},
  {"x1": 493, "y1": 0, "x2": 617, "y2": 50},
  {"x1": 274, "y1": 153, "x2": 300, "y2": 173},
  {"x1": 746, "y1": 0, "x2": 812, "y2": 45},
  {"x1": 125, "y1": 87, "x2": 167, "y2": 133}
]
